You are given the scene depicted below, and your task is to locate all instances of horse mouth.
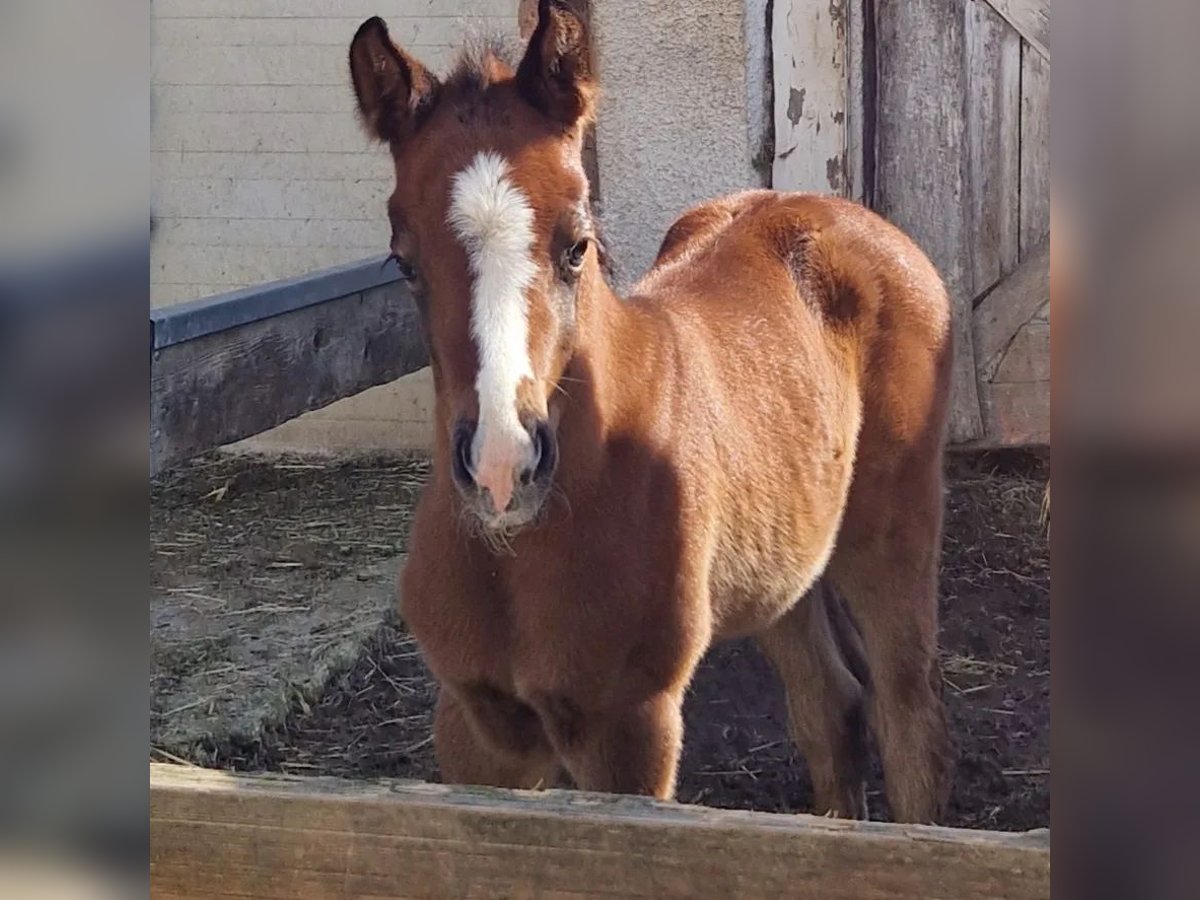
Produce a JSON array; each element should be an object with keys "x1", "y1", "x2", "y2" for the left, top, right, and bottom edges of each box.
[{"x1": 460, "y1": 489, "x2": 548, "y2": 550}]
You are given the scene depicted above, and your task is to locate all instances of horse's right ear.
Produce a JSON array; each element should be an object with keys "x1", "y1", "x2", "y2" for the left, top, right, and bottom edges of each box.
[{"x1": 349, "y1": 17, "x2": 438, "y2": 144}]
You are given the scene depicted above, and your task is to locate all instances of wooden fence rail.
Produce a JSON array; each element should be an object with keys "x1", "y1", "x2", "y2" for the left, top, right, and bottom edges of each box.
[
  {"x1": 150, "y1": 257, "x2": 428, "y2": 475},
  {"x1": 150, "y1": 764, "x2": 1050, "y2": 900}
]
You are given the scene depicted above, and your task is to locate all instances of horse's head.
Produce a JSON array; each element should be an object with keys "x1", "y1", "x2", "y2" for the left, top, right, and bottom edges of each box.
[{"x1": 349, "y1": 1, "x2": 599, "y2": 537}]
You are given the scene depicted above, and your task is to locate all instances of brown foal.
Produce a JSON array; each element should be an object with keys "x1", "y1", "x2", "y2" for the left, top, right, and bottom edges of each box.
[{"x1": 349, "y1": 0, "x2": 953, "y2": 822}]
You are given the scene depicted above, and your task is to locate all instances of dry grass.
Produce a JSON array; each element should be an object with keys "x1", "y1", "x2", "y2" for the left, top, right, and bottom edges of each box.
[
  {"x1": 152, "y1": 453, "x2": 430, "y2": 589},
  {"x1": 151, "y1": 452, "x2": 431, "y2": 753}
]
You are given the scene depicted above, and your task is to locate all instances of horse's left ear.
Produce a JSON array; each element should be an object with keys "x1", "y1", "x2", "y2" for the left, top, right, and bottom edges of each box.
[{"x1": 516, "y1": 0, "x2": 596, "y2": 127}]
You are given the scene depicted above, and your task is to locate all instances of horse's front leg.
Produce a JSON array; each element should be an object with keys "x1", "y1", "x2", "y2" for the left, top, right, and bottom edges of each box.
[
  {"x1": 530, "y1": 688, "x2": 687, "y2": 800},
  {"x1": 435, "y1": 683, "x2": 563, "y2": 790}
]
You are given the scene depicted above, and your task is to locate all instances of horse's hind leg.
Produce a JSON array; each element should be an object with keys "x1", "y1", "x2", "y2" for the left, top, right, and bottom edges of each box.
[
  {"x1": 434, "y1": 686, "x2": 563, "y2": 790},
  {"x1": 827, "y1": 450, "x2": 953, "y2": 823},
  {"x1": 756, "y1": 580, "x2": 870, "y2": 819}
]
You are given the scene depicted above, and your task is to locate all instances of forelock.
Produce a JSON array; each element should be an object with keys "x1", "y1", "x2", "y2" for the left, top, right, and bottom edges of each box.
[{"x1": 444, "y1": 33, "x2": 519, "y2": 98}]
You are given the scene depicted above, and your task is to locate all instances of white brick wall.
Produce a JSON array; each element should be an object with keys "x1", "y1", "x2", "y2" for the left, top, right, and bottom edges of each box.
[
  {"x1": 152, "y1": 1, "x2": 518, "y2": 305},
  {"x1": 151, "y1": 1, "x2": 520, "y2": 453}
]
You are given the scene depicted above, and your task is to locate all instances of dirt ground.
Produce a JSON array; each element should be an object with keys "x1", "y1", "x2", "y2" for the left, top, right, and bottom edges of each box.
[{"x1": 151, "y1": 450, "x2": 1049, "y2": 831}]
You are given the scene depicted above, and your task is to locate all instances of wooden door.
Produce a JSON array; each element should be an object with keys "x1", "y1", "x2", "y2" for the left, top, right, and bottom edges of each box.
[{"x1": 772, "y1": 0, "x2": 1050, "y2": 447}]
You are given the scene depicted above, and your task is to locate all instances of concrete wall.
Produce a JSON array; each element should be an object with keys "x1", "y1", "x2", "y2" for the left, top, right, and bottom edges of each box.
[
  {"x1": 591, "y1": 0, "x2": 770, "y2": 286},
  {"x1": 151, "y1": 0, "x2": 768, "y2": 456}
]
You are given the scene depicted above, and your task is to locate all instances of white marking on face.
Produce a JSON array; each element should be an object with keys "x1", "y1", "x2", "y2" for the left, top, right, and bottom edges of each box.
[{"x1": 447, "y1": 150, "x2": 538, "y2": 515}]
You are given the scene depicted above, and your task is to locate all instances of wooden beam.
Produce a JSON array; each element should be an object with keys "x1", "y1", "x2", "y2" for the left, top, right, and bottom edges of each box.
[
  {"x1": 772, "y1": 0, "x2": 850, "y2": 195},
  {"x1": 981, "y1": 0, "x2": 1049, "y2": 61},
  {"x1": 151, "y1": 256, "x2": 404, "y2": 351},
  {"x1": 150, "y1": 265, "x2": 427, "y2": 475},
  {"x1": 1019, "y1": 43, "x2": 1051, "y2": 259},
  {"x1": 973, "y1": 238, "x2": 1049, "y2": 379},
  {"x1": 150, "y1": 764, "x2": 1051, "y2": 900},
  {"x1": 974, "y1": 373, "x2": 1049, "y2": 448},
  {"x1": 876, "y1": 0, "x2": 984, "y2": 442},
  {"x1": 965, "y1": 0, "x2": 1021, "y2": 296},
  {"x1": 970, "y1": 239, "x2": 1050, "y2": 448}
]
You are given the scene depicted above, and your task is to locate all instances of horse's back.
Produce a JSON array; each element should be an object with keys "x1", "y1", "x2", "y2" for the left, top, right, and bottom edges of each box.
[
  {"x1": 633, "y1": 191, "x2": 953, "y2": 637},
  {"x1": 644, "y1": 190, "x2": 952, "y2": 446},
  {"x1": 645, "y1": 191, "x2": 948, "y2": 340}
]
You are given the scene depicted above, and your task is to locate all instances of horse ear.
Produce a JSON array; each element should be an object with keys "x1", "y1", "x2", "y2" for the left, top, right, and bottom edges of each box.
[
  {"x1": 349, "y1": 17, "x2": 438, "y2": 144},
  {"x1": 516, "y1": 0, "x2": 597, "y2": 127}
]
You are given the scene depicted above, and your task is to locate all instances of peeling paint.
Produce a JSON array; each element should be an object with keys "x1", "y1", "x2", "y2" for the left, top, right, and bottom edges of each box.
[
  {"x1": 832, "y1": 110, "x2": 845, "y2": 125},
  {"x1": 787, "y1": 87, "x2": 806, "y2": 125},
  {"x1": 826, "y1": 154, "x2": 844, "y2": 192}
]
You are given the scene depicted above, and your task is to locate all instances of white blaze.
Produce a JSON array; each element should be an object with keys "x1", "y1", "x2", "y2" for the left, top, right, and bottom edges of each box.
[{"x1": 447, "y1": 151, "x2": 538, "y2": 514}]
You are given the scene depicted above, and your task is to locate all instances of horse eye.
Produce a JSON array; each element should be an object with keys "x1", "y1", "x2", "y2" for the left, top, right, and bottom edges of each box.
[
  {"x1": 387, "y1": 252, "x2": 416, "y2": 282},
  {"x1": 562, "y1": 239, "x2": 588, "y2": 277}
]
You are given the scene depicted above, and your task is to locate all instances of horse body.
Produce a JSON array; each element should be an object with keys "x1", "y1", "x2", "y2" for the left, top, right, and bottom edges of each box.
[{"x1": 352, "y1": 1, "x2": 952, "y2": 821}]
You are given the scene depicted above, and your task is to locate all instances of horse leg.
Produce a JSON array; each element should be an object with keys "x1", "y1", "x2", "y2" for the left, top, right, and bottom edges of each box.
[
  {"x1": 756, "y1": 579, "x2": 870, "y2": 819},
  {"x1": 532, "y1": 689, "x2": 686, "y2": 800},
  {"x1": 434, "y1": 685, "x2": 563, "y2": 790},
  {"x1": 827, "y1": 454, "x2": 953, "y2": 823}
]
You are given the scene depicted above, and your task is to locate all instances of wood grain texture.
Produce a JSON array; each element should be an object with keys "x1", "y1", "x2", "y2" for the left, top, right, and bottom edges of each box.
[
  {"x1": 973, "y1": 239, "x2": 1049, "y2": 378},
  {"x1": 966, "y1": 0, "x2": 1021, "y2": 296},
  {"x1": 150, "y1": 281, "x2": 428, "y2": 474},
  {"x1": 150, "y1": 764, "x2": 1051, "y2": 900},
  {"x1": 975, "y1": 374, "x2": 1049, "y2": 448},
  {"x1": 971, "y1": 239, "x2": 1049, "y2": 447},
  {"x1": 875, "y1": 0, "x2": 983, "y2": 442},
  {"x1": 1019, "y1": 44, "x2": 1051, "y2": 258},
  {"x1": 982, "y1": 0, "x2": 1050, "y2": 60},
  {"x1": 772, "y1": 0, "x2": 849, "y2": 195},
  {"x1": 846, "y1": 0, "x2": 868, "y2": 204}
]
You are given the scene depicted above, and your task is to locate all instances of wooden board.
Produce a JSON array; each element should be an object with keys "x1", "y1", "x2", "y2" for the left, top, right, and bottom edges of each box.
[
  {"x1": 965, "y1": 0, "x2": 1021, "y2": 296},
  {"x1": 875, "y1": 0, "x2": 983, "y2": 442},
  {"x1": 975, "y1": 371, "x2": 1049, "y2": 448},
  {"x1": 846, "y1": 0, "x2": 870, "y2": 204},
  {"x1": 981, "y1": 0, "x2": 1049, "y2": 60},
  {"x1": 1019, "y1": 44, "x2": 1051, "y2": 258},
  {"x1": 772, "y1": 0, "x2": 849, "y2": 195},
  {"x1": 973, "y1": 239, "x2": 1049, "y2": 378},
  {"x1": 151, "y1": 280, "x2": 428, "y2": 474},
  {"x1": 971, "y1": 240, "x2": 1050, "y2": 447},
  {"x1": 150, "y1": 764, "x2": 1051, "y2": 900}
]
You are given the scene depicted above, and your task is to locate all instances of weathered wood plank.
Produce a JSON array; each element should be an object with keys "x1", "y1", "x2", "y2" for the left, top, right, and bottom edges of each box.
[
  {"x1": 966, "y1": 0, "x2": 1021, "y2": 296},
  {"x1": 1019, "y1": 44, "x2": 1051, "y2": 258},
  {"x1": 876, "y1": 0, "x2": 984, "y2": 442},
  {"x1": 150, "y1": 764, "x2": 1051, "y2": 900},
  {"x1": 981, "y1": 0, "x2": 1049, "y2": 61},
  {"x1": 971, "y1": 238, "x2": 1049, "y2": 448},
  {"x1": 975, "y1": 376, "x2": 1049, "y2": 448},
  {"x1": 846, "y1": 0, "x2": 868, "y2": 203},
  {"x1": 992, "y1": 316, "x2": 1049, "y2": 384},
  {"x1": 150, "y1": 280, "x2": 427, "y2": 474},
  {"x1": 151, "y1": 255, "x2": 403, "y2": 350},
  {"x1": 973, "y1": 238, "x2": 1050, "y2": 379},
  {"x1": 772, "y1": 0, "x2": 850, "y2": 195}
]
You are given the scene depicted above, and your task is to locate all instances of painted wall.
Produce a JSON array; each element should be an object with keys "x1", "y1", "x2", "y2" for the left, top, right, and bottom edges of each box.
[{"x1": 151, "y1": 1, "x2": 768, "y2": 455}]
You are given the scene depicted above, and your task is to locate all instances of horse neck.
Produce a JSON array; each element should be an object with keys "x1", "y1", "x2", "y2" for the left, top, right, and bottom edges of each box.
[{"x1": 553, "y1": 270, "x2": 664, "y2": 488}]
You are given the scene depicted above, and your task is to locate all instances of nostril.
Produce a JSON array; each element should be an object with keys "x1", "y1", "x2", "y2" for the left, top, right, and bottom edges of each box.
[
  {"x1": 452, "y1": 421, "x2": 476, "y2": 488},
  {"x1": 530, "y1": 420, "x2": 557, "y2": 483},
  {"x1": 521, "y1": 424, "x2": 544, "y2": 486}
]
